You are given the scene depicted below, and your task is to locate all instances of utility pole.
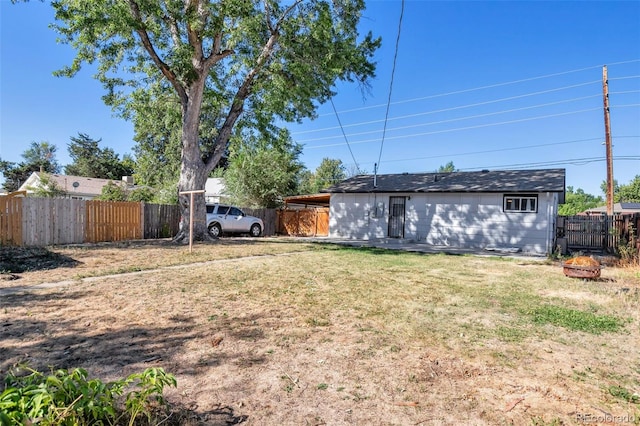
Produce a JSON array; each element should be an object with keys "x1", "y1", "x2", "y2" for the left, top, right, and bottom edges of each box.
[{"x1": 602, "y1": 65, "x2": 614, "y2": 215}]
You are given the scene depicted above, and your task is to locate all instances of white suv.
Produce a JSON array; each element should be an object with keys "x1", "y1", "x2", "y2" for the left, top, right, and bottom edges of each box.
[{"x1": 206, "y1": 204, "x2": 264, "y2": 237}]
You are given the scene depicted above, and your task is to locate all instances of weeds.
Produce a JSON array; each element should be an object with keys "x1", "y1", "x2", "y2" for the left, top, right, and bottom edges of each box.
[
  {"x1": 0, "y1": 365, "x2": 176, "y2": 425},
  {"x1": 608, "y1": 385, "x2": 640, "y2": 403}
]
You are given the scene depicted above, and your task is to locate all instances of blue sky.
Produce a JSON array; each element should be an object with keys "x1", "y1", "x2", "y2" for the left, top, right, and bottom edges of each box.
[{"x1": 1, "y1": 0, "x2": 639, "y2": 196}]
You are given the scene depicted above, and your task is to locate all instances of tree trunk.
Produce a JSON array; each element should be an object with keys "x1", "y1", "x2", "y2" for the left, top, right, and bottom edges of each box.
[{"x1": 173, "y1": 78, "x2": 213, "y2": 243}]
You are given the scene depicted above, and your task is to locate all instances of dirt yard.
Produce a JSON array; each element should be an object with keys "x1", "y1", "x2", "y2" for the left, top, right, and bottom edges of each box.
[{"x1": 1, "y1": 240, "x2": 639, "y2": 425}]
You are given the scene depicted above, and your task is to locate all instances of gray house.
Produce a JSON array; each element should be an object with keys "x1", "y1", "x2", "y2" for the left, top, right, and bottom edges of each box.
[{"x1": 323, "y1": 168, "x2": 566, "y2": 255}]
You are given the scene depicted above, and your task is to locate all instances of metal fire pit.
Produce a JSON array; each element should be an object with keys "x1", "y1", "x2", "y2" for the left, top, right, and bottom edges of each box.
[{"x1": 562, "y1": 257, "x2": 601, "y2": 279}]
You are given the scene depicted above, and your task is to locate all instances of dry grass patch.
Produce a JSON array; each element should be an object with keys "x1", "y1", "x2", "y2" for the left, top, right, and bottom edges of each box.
[{"x1": 1, "y1": 242, "x2": 639, "y2": 425}]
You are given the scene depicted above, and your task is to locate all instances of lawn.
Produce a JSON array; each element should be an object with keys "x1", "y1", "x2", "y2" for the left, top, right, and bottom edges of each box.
[{"x1": 1, "y1": 239, "x2": 639, "y2": 425}]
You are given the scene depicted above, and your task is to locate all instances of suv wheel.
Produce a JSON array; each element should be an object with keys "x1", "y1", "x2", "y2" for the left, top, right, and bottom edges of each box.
[
  {"x1": 208, "y1": 222, "x2": 222, "y2": 237},
  {"x1": 249, "y1": 223, "x2": 262, "y2": 237}
]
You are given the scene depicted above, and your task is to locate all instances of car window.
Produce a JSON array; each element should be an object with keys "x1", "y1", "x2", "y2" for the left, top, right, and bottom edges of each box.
[
  {"x1": 228, "y1": 207, "x2": 242, "y2": 216},
  {"x1": 217, "y1": 205, "x2": 230, "y2": 215},
  {"x1": 206, "y1": 205, "x2": 215, "y2": 214}
]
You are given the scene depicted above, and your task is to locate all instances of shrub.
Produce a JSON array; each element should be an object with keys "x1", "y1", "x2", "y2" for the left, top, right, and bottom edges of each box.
[{"x1": 0, "y1": 365, "x2": 176, "y2": 425}]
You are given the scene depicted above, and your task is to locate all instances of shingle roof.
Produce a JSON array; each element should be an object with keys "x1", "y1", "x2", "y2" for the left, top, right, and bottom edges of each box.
[
  {"x1": 324, "y1": 169, "x2": 566, "y2": 200},
  {"x1": 583, "y1": 202, "x2": 640, "y2": 214}
]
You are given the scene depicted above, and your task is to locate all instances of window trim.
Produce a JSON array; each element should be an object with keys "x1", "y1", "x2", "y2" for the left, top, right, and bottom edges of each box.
[{"x1": 503, "y1": 194, "x2": 538, "y2": 213}]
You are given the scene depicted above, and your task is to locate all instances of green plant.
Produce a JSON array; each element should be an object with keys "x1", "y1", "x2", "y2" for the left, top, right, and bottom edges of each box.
[
  {"x1": 608, "y1": 385, "x2": 640, "y2": 403},
  {"x1": 0, "y1": 365, "x2": 176, "y2": 425},
  {"x1": 530, "y1": 305, "x2": 626, "y2": 334},
  {"x1": 123, "y1": 368, "x2": 177, "y2": 426},
  {"x1": 618, "y1": 222, "x2": 639, "y2": 265}
]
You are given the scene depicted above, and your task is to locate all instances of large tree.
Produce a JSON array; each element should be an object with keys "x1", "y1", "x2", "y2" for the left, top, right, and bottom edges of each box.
[
  {"x1": 64, "y1": 133, "x2": 134, "y2": 180},
  {"x1": 298, "y1": 157, "x2": 346, "y2": 194},
  {"x1": 617, "y1": 175, "x2": 640, "y2": 203},
  {"x1": 0, "y1": 141, "x2": 60, "y2": 192},
  {"x1": 50, "y1": 0, "x2": 380, "y2": 241}
]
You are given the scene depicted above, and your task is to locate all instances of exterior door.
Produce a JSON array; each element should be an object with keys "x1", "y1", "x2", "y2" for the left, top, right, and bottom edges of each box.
[{"x1": 388, "y1": 196, "x2": 406, "y2": 238}]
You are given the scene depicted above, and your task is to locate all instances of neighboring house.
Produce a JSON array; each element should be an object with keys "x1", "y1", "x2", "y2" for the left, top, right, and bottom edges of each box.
[
  {"x1": 581, "y1": 202, "x2": 640, "y2": 216},
  {"x1": 18, "y1": 172, "x2": 130, "y2": 200},
  {"x1": 323, "y1": 168, "x2": 566, "y2": 255},
  {"x1": 205, "y1": 177, "x2": 227, "y2": 203}
]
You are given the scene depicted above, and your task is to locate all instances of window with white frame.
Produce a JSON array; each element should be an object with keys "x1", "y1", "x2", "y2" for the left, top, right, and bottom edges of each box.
[{"x1": 503, "y1": 195, "x2": 537, "y2": 213}]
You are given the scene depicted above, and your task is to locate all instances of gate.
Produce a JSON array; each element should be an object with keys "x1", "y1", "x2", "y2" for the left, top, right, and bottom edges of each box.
[
  {"x1": 556, "y1": 214, "x2": 638, "y2": 254},
  {"x1": 388, "y1": 196, "x2": 406, "y2": 238}
]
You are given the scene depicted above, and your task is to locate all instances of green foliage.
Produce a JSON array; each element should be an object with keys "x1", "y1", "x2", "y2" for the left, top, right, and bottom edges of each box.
[
  {"x1": 608, "y1": 385, "x2": 640, "y2": 403},
  {"x1": 617, "y1": 175, "x2": 640, "y2": 202},
  {"x1": 618, "y1": 222, "x2": 638, "y2": 264},
  {"x1": 64, "y1": 133, "x2": 133, "y2": 180},
  {"x1": 529, "y1": 305, "x2": 626, "y2": 334},
  {"x1": 27, "y1": 172, "x2": 66, "y2": 198},
  {"x1": 0, "y1": 365, "x2": 176, "y2": 425},
  {"x1": 96, "y1": 181, "x2": 128, "y2": 201},
  {"x1": 223, "y1": 128, "x2": 304, "y2": 208},
  {"x1": 436, "y1": 161, "x2": 457, "y2": 173},
  {"x1": 558, "y1": 186, "x2": 603, "y2": 216},
  {"x1": 298, "y1": 158, "x2": 347, "y2": 194},
  {"x1": 601, "y1": 176, "x2": 640, "y2": 203},
  {"x1": 127, "y1": 187, "x2": 155, "y2": 203},
  {"x1": 0, "y1": 141, "x2": 60, "y2": 193}
]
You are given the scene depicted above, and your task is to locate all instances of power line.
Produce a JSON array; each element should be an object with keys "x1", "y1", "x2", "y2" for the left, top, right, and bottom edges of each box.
[
  {"x1": 298, "y1": 94, "x2": 602, "y2": 144},
  {"x1": 313, "y1": 59, "x2": 640, "y2": 118},
  {"x1": 329, "y1": 98, "x2": 359, "y2": 171},
  {"x1": 304, "y1": 107, "x2": 603, "y2": 149},
  {"x1": 610, "y1": 90, "x2": 640, "y2": 95},
  {"x1": 376, "y1": 0, "x2": 405, "y2": 169},
  {"x1": 354, "y1": 136, "x2": 640, "y2": 168},
  {"x1": 455, "y1": 156, "x2": 640, "y2": 171},
  {"x1": 610, "y1": 75, "x2": 640, "y2": 81},
  {"x1": 292, "y1": 80, "x2": 601, "y2": 136},
  {"x1": 379, "y1": 137, "x2": 604, "y2": 163}
]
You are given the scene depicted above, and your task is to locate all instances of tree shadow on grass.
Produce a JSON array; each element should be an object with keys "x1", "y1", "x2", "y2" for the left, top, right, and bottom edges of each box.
[
  {"x1": 0, "y1": 246, "x2": 80, "y2": 273},
  {"x1": 0, "y1": 290, "x2": 278, "y2": 424}
]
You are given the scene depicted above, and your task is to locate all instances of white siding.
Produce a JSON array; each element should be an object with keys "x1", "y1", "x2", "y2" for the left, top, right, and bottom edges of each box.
[{"x1": 329, "y1": 192, "x2": 559, "y2": 254}]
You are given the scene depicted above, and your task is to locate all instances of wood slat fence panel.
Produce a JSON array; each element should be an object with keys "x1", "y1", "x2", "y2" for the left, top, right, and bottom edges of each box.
[
  {"x1": 242, "y1": 208, "x2": 277, "y2": 236},
  {"x1": 0, "y1": 193, "x2": 23, "y2": 246},
  {"x1": 85, "y1": 200, "x2": 142, "y2": 243},
  {"x1": 22, "y1": 198, "x2": 86, "y2": 246},
  {"x1": 144, "y1": 203, "x2": 180, "y2": 239},
  {"x1": 277, "y1": 208, "x2": 329, "y2": 237}
]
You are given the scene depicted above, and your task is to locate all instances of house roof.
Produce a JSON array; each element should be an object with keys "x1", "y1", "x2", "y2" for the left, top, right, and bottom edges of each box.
[
  {"x1": 19, "y1": 172, "x2": 125, "y2": 197},
  {"x1": 582, "y1": 202, "x2": 640, "y2": 215},
  {"x1": 284, "y1": 193, "x2": 331, "y2": 207},
  {"x1": 324, "y1": 168, "x2": 566, "y2": 202}
]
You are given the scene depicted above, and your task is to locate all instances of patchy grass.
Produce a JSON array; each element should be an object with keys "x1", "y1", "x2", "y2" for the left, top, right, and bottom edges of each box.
[
  {"x1": 529, "y1": 304, "x2": 627, "y2": 334},
  {"x1": 1, "y1": 240, "x2": 639, "y2": 424}
]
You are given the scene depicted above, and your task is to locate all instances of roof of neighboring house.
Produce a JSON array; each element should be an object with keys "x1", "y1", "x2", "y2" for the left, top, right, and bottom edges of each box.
[
  {"x1": 284, "y1": 193, "x2": 331, "y2": 208},
  {"x1": 324, "y1": 168, "x2": 566, "y2": 202},
  {"x1": 19, "y1": 172, "x2": 125, "y2": 197},
  {"x1": 582, "y1": 202, "x2": 640, "y2": 215}
]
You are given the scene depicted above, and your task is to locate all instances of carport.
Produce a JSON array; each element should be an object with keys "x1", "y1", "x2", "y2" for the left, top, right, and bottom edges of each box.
[{"x1": 278, "y1": 194, "x2": 331, "y2": 236}]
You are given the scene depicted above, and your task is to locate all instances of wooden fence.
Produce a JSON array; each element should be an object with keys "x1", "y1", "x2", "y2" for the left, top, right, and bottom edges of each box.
[
  {"x1": 556, "y1": 214, "x2": 640, "y2": 254},
  {"x1": 0, "y1": 196, "x2": 179, "y2": 247},
  {"x1": 144, "y1": 203, "x2": 180, "y2": 239},
  {"x1": 0, "y1": 191, "x2": 24, "y2": 246},
  {"x1": 277, "y1": 208, "x2": 329, "y2": 237},
  {"x1": 243, "y1": 208, "x2": 278, "y2": 236}
]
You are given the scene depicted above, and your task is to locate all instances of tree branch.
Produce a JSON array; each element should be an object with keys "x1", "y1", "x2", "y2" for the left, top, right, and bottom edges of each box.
[
  {"x1": 186, "y1": 0, "x2": 204, "y2": 68},
  {"x1": 127, "y1": 0, "x2": 188, "y2": 104}
]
